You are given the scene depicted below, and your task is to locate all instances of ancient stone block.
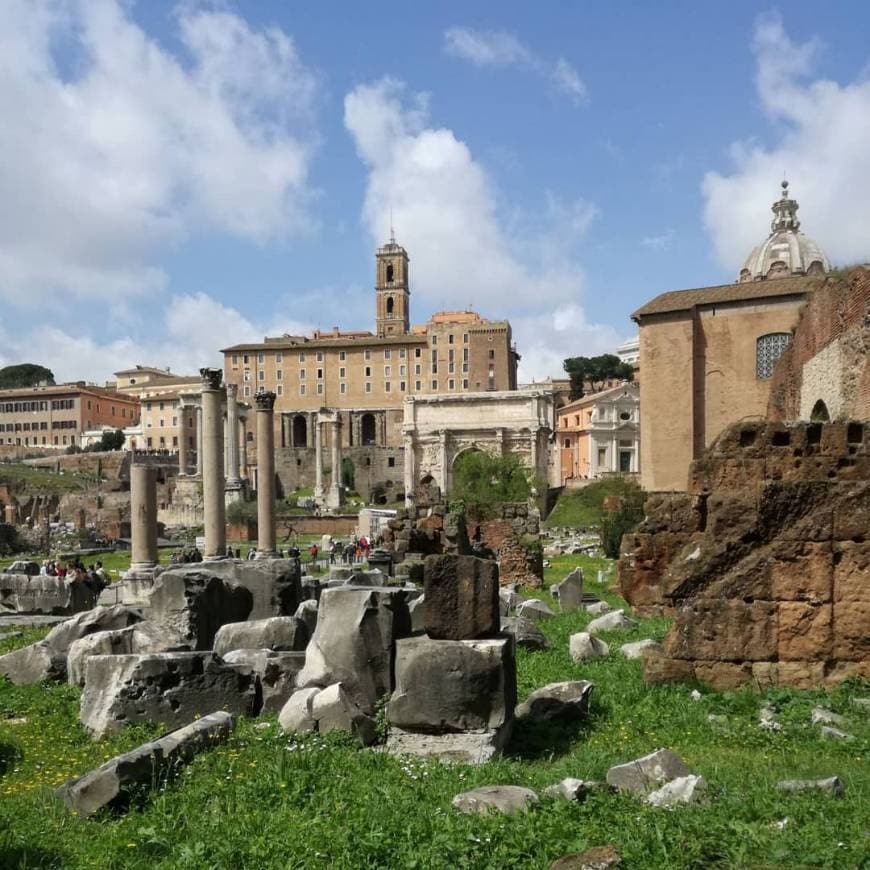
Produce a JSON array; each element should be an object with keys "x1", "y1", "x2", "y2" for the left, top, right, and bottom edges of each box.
[
  {"x1": 770, "y1": 542, "x2": 833, "y2": 602},
  {"x1": 500, "y1": 616, "x2": 550, "y2": 651},
  {"x1": 515, "y1": 599, "x2": 555, "y2": 622},
  {"x1": 278, "y1": 687, "x2": 320, "y2": 733},
  {"x1": 80, "y1": 653, "x2": 259, "y2": 739},
  {"x1": 0, "y1": 573, "x2": 96, "y2": 615},
  {"x1": 833, "y1": 542, "x2": 870, "y2": 603},
  {"x1": 213, "y1": 617, "x2": 309, "y2": 657},
  {"x1": 310, "y1": 682, "x2": 376, "y2": 745},
  {"x1": 515, "y1": 681, "x2": 592, "y2": 723},
  {"x1": 295, "y1": 586, "x2": 411, "y2": 714},
  {"x1": 422, "y1": 554, "x2": 499, "y2": 641},
  {"x1": 221, "y1": 649, "x2": 306, "y2": 713},
  {"x1": 553, "y1": 568, "x2": 584, "y2": 612},
  {"x1": 57, "y1": 711, "x2": 235, "y2": 816},
  {"x1": 777, "y1": 602, "x2": 832, "y2": 661},
  {"x1": 832, "y1": 600, "x2": 870, "y2": 659},
  {"x1": 605, "y1": 749, "x2": 691, "y2": 796},
  {"x1": 642, "y1": 654, "x2": 695, "y2": 684},
  {"x1": 777, "y1": 661, "x2": 826, "y2": 688},
  {"x1": 452, "y1": 785, "x2": 539, "y2": 815},
  {"x1": 693, "y1": 662, "x2": 753, "y2": 690},
  {"x1": 569, "y1": 632, "x2": 609, "y2": 663},
  {"x1": 663, "y1": 600, "x2": 776, "y2": 662}
]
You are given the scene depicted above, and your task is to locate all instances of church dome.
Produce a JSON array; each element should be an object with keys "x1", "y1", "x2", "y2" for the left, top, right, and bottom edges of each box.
[{"x1": 738, "y1": 181, "x2": 831, "y2": 283}]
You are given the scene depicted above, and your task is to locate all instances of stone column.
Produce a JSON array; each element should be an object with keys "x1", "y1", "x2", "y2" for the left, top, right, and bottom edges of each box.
[
  {"x1": 327, "y1": 417, "x2": 343, "y2": 508},
  {"x1": 403, "y1": 432, "x2": 415, "y2": 507},
  {"x1": 314, "y1": 416, "x2": 324, "y2": 500},
  {"x1": 129, "y1": 462, "x2": 157, "y2": 575},
  {"x1": 225, "y1": 383, "x2": 242, "y2": 487},
  {"x1": 195, "y1": 405, "x2": 203, "y2": 477},
  {"x1": 239, "y1": 415, "x2": 248, "y2": 480},
  {"x1": 177, "y1": 402, "x2": 188, "y2": 475},
  {"x1": 200, "y1": 368, "x2": 226, "y2": 559},
  {"x1": 438, "y1": 430, "x2": 449, "y2": 496},
  {"x1": 255, "y1": 390, "x2": 277, "y2": 557}
]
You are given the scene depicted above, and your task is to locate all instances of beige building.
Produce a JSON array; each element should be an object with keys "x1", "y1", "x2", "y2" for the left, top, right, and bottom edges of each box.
[
  {"x1": 634, "y1": 182, "x2": 831, "y2": 491},
  {"x1": 0, "y1": 384, "x2": 139, "y2": 449}
]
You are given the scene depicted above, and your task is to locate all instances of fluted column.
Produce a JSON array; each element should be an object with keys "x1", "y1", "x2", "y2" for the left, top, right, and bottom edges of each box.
[
  {"x1": 314, "y1": 416, "x2": 324, "y2": 499},
  {"x1": 403, "y1": 432, "x2": 415, "y2": 507},
  {"x1": 129, "y1": 462, "x2": 157, "y2": 575},
  {"x1": 225, "y1": 383, "x2": 241, "y2": 486},
  {"x1": 177, "y1": 402, "x2": 188, "y2": 475},
  {"x1": 239, "y1": 415, "x2": 248, "y2": 480},
  {"x1": 255, "y1": 390, "x2": 277, "y2": 557},
  {"x1": 327, "y1": 418, "x2": 342, "y2": 508},
  {"x1": 200, "y1": 368, "x2": 226, "y2": 559},
  {"x1": 438, "y1": 430, "x2": 449, "y2": 495},
  {"x1": 195, "y1": 405, "x2": 203, "y2": 476}
]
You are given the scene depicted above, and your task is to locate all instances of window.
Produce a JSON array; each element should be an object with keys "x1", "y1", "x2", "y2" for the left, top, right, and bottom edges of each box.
[
  {"x1": 756, "y1": 333, "x2": 792, "y2": 379},
  {"x1": 462, "y1": 379, "x2": 469, "y2": 389},
  {"x1": 415, "y1": 348, "x2": 421, "y2": 358},
  {"x1": 384, "y1": 365, "x2": 391, "y2": 377},
  {"x1": 277, "y1": 370, "x2": 283, "y2": 380},
  {"x1": 448, "y1": 334, "x2": 454, "y2": 345},
  {"x1": 258, "y1": 352, "x2": 264, "y2": 364},
  {"x1": 385, "y1": 382, "x2": 391, "y2": 393},
  {"x1": 316, "y1": 351, "x2": 323, "y2": 362},
  {"x1": 243, "y1": 370, "x2": 251, "y2": 382},
  {"x1": 364, "y1": 349, "x2": 371, "y2": 360},
  {"x1": 415, "y1": 380, "x2": 422, "y2": 391},
  {"x1": 564, "y1": 439, "x2": 571, "y2": 448},
  {"x1": 300, "y1": 369, "x2": 306, "y2": 379},
  {"x1": 339, "y1": 367, "x2": 346, "y2": 379},
  {"x1": 243, "y1": 354, "x2": 249, "y2": 364},
  {"x1": 243, "y1": 386, "x2": 251, "y2": 397},
  {"x1": 463, "y1": 333, "x2": 469, "y2": 344},
  {"x1": 172, "y1": 416, "x2": 178, "y2": 427},
  {"x1": 388, "y1": 457, "x2": 396, "y2": 468},
  {"x1": 400, "y1": 381, "x2": 406, "y2": 392},
  {"x1": 339, "y1": 350, "x2": 346, "y2": 361},
  {"x1": 431, "y1": 335, "x2": 437, "y2": 346},
  {"x1": 386, "y1": 296, "x2": 394, "y2": 315},
  {"x1": 316, "y1": 368, "x2": 323, "y2": 380},
  {"x1": 317, "y1": 383, "x2": 324, "y2": 395},
  {"x1": 258, "y1": 371, "x2": 265, "y2": 382},
  {"x1": 384, "y1": 349, "x2": 391, "y2": 360},
  {"x1": 276, "y1": 352, "x2": 283, "y2": 363},
  {"x1": 340, "y1": 382, "x2": 347, "y2": 394},
  {"x1": 488, "y1": 349, "x2": 495, "y2": 360},
  {"x1": 431, "y1": 350, "x2": 437, "y2": 374},
  {"x1": 298, "y1": 352, "x2": 305, "y2": 362},
  {"x1": 299, "y1": 384, "x2": 307, "y2": 396},
  {"x1": 597, "y1": 447, "x2": 607, "y2": 466},
  {"x1": 399, "y1": 364, "x2": 406, "y2": 377},
  {"x1": 415, "y1": 363, "x2": 421, "y2": 375},
  {"x1": 365, "y1": 382, "x2": 372, "y2": 393},
  {"x1": 277, "y1": 385, "x2": 283, "y2": 396},
  {"x1": 365, "y1": 366, "x2": 372, "y2": 378},
  {"x1": 431, "y1": 380, "x2": 438, "y2": 390},
  {"x1": 399, "y1": 348, "x2": 406, "y2": 359}
]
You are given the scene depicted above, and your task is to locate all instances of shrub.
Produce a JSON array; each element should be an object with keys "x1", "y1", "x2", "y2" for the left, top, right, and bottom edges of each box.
[
  {"x1": 599, "y1": 483, "x2": 646, "y2": 558},
  {"x1": 451, "y1": 450, "x2": 531, "y2": 520}
]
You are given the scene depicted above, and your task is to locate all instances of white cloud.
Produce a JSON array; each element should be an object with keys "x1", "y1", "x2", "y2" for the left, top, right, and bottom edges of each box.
[
  {"x1": 0, "y1": 292, "x2": 312, "y2": 384},
  {"x1": 0, "y1": 0, "x2": 318, "y2": 307},
  {"x1": 443, "y1": 26, "x2": 588, "y2": 105},
  {"x1": 641, "y1": 230, "x2": 674, "y2": 251},
  {"x1": 703, "y1": 13, "x2": 870, "y2": 272},
  {"x1": 443, "y1": 27, "x2": 533, "y2": 68},
  {"x1": 344, "y1": 78, "x2": 617, "y2": 381}
]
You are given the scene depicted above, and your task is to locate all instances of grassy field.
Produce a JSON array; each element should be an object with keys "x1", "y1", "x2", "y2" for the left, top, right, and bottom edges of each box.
[
  {"x1": 0, "y1": 554, "x2": 867, "y2": 869},
  {"x1": 0, "y1": 463, "x2": 87, "y2": 495},
  {"x1": 544, "y1": 478, "x2": 641, "y2": 529}
]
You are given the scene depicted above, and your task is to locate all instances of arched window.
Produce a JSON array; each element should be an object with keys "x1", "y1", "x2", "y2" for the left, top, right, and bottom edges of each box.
[
  {"x1": 291, "y1": 414, "x2": 307, "y2": 447},
  {"x1": 385, "y1": 263, "x2": 394, "y2": 283},
  {"x1": 810, "y1": 399, "x2": 830, "y2": 422},
  {"x1": 386, "y1": 296, "x2": 394, "y2": 315},
  {"x1": 756, "y1": 333, "x2": 791, "y2": 379},
  {"x1": 361, "y1": 413, "x2": 377, "y2": 446}
]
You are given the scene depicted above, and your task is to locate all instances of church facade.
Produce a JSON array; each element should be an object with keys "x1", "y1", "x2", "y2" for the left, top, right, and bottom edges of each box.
[{"x1": 634, "y1": 182, "x2": 834, "y2": 492}]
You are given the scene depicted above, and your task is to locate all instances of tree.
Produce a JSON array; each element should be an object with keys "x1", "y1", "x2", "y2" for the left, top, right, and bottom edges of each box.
[
  {"x1": 0, "y1": 363, "x2": 55, "y2": 389},
  {"x1": 450, "y1": 450, "x2": 531, "y2": 519},
  {"x1": 563, "y1": 354, "x2": 634, "y2": 400},
  {"x1": 599, "y1": 482, "x2": 646, "y2": 558},
  {"x1": 84, "y1": 429, "x2": 125, "y2": 452}
]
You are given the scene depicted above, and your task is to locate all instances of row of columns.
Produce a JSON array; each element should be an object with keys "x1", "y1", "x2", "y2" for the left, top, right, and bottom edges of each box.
[
  {"x1": 176, "y1": 393, "x2": 248, "y2": 482},
  {"x1": 312, "y1": 413, "x2": 343, "y2": 509},
  {"x1": 128, "y1": 370, "x2": 279, "y2": 569}
]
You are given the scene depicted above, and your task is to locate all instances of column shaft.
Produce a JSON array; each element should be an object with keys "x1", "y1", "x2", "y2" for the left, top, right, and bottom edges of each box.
[
  {"x1": 403, "y1": 433, "x2": 415, "y2": 507},
  {"x1": 314, "y1": 418, "x2": 323, "y2": 498},
  {"x1": 239, "y1": 418, "x2": 248, "y2": 479},
  {"x1": 130, "y1": 463, "x2": 157, "y2": 572},
  {"x1": 226, "y1": 384, "x2": 241, "y2": 485},
  {"x1": 256, "y1": 391, "x2": 277, "y2": 555},
  {"x1": 177, "y1": 405, "x2": 188, "y2": 475},
  {"x1": 200, "y1": 370, "x2": 226, "y2": 559},
  {"x1": 195, "y1": 406, "x2": 203, "y2": 476}
]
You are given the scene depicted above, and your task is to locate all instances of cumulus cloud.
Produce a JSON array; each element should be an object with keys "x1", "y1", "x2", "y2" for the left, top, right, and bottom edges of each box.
[
  {"x1": 0, "y1": 292, "x2": 312, "y2": 384},
  {"x1": 344, "y1": 78, "x2": 617, "y2": 380},
  {"x1": 703, "y1": 13, "x2": 870, "y2": 272},
  {"x1": 443, "y1": 27, "x2": 587, "y2": 105},
  {"x1": 0, "y1": 0, "x2": 318, "y2": 307}
]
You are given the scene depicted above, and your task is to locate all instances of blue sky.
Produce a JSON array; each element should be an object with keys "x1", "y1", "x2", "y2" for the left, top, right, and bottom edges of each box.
[{"x1": 2, "y1": 0, "x2": 870, "y2": 383}]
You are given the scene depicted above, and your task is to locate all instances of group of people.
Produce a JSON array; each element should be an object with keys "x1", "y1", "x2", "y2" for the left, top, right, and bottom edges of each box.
[
  {"x1": 168, "y1": 548, "x2": 203, "y2": 565},
  {"x1": 320, "y1": 535, "x2": 373, "y2": 565},
  {"x1": 39, "y1": 558, "x2": 109, "y2": 596}
]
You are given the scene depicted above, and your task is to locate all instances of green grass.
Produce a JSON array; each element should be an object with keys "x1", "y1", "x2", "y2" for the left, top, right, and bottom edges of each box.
[
  {"x1": 544, "y1": 477, "x2": 640, "y2": 529},
  {"x1": 0, "y1": 554, "x2": 867, "y2": 868},
  {"x1": 0, "y1": 463, "x2": 86, "y2": 495}
]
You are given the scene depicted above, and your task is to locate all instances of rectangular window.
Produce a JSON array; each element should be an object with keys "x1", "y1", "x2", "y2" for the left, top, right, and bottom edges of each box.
[
  {"x1": 276, "y1": 352, "x2": 283, "y2": 363},
  {"x1": 316, "y1": 351, "x2": 323, "y2": 362},
  {"x1": 172, "y1": 416, "x2": 178, "y2": 427},
  {"x1": 244, "y1": 386, "x2": 251, "y2": 397},
  {"x1": 384, "y1": 382, "x2": 391, "y2": 393},
  {"x1": 317, "y1": 383, "x2": 324, "y2": 395},
  {"x1": 448, "y1": 379, "x2": 455, "y2": 390},
  {"x1": 463, "y1": 333, "x2": 469, "y2": 344},
  {"x1": 462, "y1": 362, "x2": 469, "y2": 373},
  {"x1": 384, "y1": 365, "x2": 391, "y2": 377},
  {"x1": 258, "y1": 371, "x2": 265, "y2": 381},
  {"x1": 277, "y1": 385, "x2": 283, "y2": 396},
  {"x1": 365, "y1": 366, "x2": 371, "y2": 378},
  {"x1": 431, "y1": 335, "x2": 437, "y2": 346},
  {"x1": 232, "y1": 354, "x2": 238, "y2": 365},
  {"x1": 463, "y1": 347, "x2": 469, "y2": 361},
  {"x1": 300, "y1": 384, "x2": 306, "y2": 396},
  {"x1": 277, "y1": 370, "x2": 283, "y2": 380},
  {"x1": 399, "y1": 364, "x2": 406, "y2": 376},
  {"x1": 339, "y1": 351, "x2": 346, "y2": 361},
  {"x1": 365, "y1": 382, "x2": 372, "y2": 393},
  {"x1": 431, "y1": 350, "x2": 437, "y2": 374},
  {"x1": 243, "y1": 370, "x2": 251, "y2": 382},
  {"x1": 399, "y1": 348, "x2": 406, "y2": 359},
  {"x1": 462, "y1": 379, "x2": 469, "y2": 389},
  {"x1": 298, "y1": 352, "x2": 305, "y2": 362},
  {"x1": 384, "y1": 349, "x2": 391, "y2": 360},
  {"x1": 388, "y1": 457, "x2": 396, "y2": 468},
  {"x1": 415, "y1": 363, "x2": 421, "y2": 375},
  {"x1": 339, "y1": 367, "x2": 346, "y2": 378},
  {"x1": 364, "y1": 349, "x2": 371, "y2": 360},
  {"x1": 317, "y1": 368, "x2": 323, "y2": 380},
  {"x1": 399, "y1": 381, "x2": 406, "y2": 392},
  {"x1": 415, "y1": 380, "x2": 422, "y2": 391},
  {"x1": 299, "y1": 369, "x2": 306, "y2": 379},
  {"x1": 415, "y1": 348, "x2": 422, "y2": 358},
  {"x1": 258, "y1": 352, "x2": 264, "y2": 364},
  {"x1": 340, "y1": 382, "x2": 347, "y2": 394},
  {"x1": 448, "y1": 334, "x2": 454, "y2": 345},
  {"x1": 489, "y1": 349, "x2": 495, "y2": 360},
  {"x1": 431, "y1": 380, "x2": 438, "y2": 391},
  {"x1": 448, "y1": 362, "x2": 455, "y2": 374}
]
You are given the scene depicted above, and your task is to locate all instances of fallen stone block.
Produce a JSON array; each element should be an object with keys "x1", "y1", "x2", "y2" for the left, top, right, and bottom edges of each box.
[
  {"x1": 646, "y1": 774, "x2": 707, "y2": 807},
  {"x1": 820, "y1": 725, "x2": 854, "y2": 741},
  {"x1": 213, "y1": 617, "x2": 309, "y2": 657},
  {"x1": 0, "y1": 573, "x2": 96, "y2": 615},
  {"x1": 343, "y1": 569, "x2": 387, "y2": 586},
  {"x1": 587, "y1": 610, "x2": 635, "y2": 634},
  {"x1": 452, "y1": 785, "x2": 539, "y2": 815},
  {"x1": 605, "y1": 748, "x2": 692, "y2": 796},
  {"x1": 278, "y1": 687, "x2": 320, "y2": 733},
  {"x1": 620, "y1": 639, "x2": 662, "y2": 660},
  {"x1": 310, "y1": 682, "x2": 377, "y2": 745},
  {"x1": 0, "y1": 642, "x2": 65, "y2": 684},
  {"x1": 553, "y1": 568, "x2": 584, "y2": 612},
  {"x1": 810, "y1": 707, "x2": 847, "y2": 727},
  {"x1": 68, "y1": 621, "x2": 187, "y2": 686},
  {"x1": 516, "y1": 599, "x2": 555, "y2": 623},
  {"x1": 569, "y1": 632, "x2": 609, "y2": 663},
  {"x1": 56, "y1": 711, "x2": 235, "y2": 816},
  {"x1": 542, "y1": 778, "x2": 592, "y2": 802},
  {"x1": 585, "y1": 601, "x2": 613, "y2": 616},
  {"x1": 776, "y1": 776, "x2": 844, "y2": 797},
  {"x1": 221, "y1": 649, "x2": 306, "y2": 713},
  {"x1": 516, "y1": 680, "x2": 593, "y2": 723},
  {"x1": 501, "y1": 616, "x2": 550, "y2": 650},
  {"x1": 386, "y1": 729, "x2": 507, "y2": 764},
  {"x1": 549, "y1": 845, "x2": 621, "y2": 870},
  {"x1": 296, "y1": 586, "x2": 411, "y2": 714},
  {"x1": 300, "y1": 575, "x2": 320, "y2": 601},
  {"x1": 408, "y1": 594, "x2": 426, "y2": 633},
  {"x1": 293, "y1": 599, "x2": 318, "y2": 637},
  {"x1": 423, "y1": 554, "x2": 499, "y2": 641},
  {"x1": 80, "y1": 652, "x2": 259, "y2": 739}
]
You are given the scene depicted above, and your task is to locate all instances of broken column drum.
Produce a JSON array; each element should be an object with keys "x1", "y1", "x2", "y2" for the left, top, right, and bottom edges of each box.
[
  {"x1": 256, "y1": 389, "x2": 277, "y2": 557},
  {"x1": 129, "y1": 463, "x2": 158, "y2": 574},
  {"x1": 200, "y1": 368, "x2": 227, "y2": 559}
]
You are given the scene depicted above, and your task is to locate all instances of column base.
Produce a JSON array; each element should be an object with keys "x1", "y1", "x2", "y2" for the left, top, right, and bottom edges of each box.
[
  {"x1": 224, "y1": 481, "x2": 247, "y2": 505},
  {"x1": 325, "y1": 485, "x2": 344, "y2": 510},
  {"x1": 254, "y1": 549, "x2": 277, "y2": 560}
]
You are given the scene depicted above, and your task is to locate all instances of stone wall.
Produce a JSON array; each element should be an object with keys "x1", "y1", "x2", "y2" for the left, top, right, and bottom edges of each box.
[
  {"x1": 769, "y1": 267, "x2": 870, "y2": 422},
  {"x1": 618, "y1": 420, "x2": 869, "y2": 689},
  {"x1": 475, "y1": 503, "x2": 543, "y2": 588}
]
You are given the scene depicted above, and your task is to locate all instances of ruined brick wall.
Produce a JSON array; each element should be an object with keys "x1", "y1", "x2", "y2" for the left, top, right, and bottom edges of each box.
[
  {"x1": 475, "y1": 503, "x2": 543, "y2": 588},
  {"x1": 618, "y1": 420, "x2": 869, "y2": 689},
  {"x1": 769, "y1": 267, "x2": 870, "y2": 422}
]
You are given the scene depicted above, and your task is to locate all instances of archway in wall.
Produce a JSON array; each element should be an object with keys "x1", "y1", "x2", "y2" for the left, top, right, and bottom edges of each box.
[
  {"x1": 291, "y1": 415, "x2": 307, "y2": 447},
  {"x1": 361, "y1": 413, "x2": 377, "y2": 446},
  {"x1": 810, "y1": 399, "x2": 830, "y2": 422}
]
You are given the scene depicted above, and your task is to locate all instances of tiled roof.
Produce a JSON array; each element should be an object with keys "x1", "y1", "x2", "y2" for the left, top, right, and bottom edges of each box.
[{"x1": 631, "y1": 275, "x2": 822, "y2": 319}]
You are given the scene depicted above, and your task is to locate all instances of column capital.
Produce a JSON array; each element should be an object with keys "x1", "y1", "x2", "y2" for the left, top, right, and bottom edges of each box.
[
  {"x1": 255, "y1": 389, "x2": 277, "y2": 410},
  {"x1": 200, "y1": 368, "x2": 223, "y2": 390},
  {"x1": 226, "y1": 382, "x2": 238, "y2": 400}
]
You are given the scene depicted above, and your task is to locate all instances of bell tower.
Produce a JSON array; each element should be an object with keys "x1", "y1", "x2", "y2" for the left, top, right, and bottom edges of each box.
[{"x1": 375, "y1": 232, "x2": 410, "y2": 337}]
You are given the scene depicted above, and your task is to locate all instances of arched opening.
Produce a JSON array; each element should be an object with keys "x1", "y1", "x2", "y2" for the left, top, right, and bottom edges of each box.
[
  {"x1": 810, "y1": 399, "x2": 830, "y2": 422},
  {"x1": 386, "y1": 263, "x2": 394, "y2": 283},
  {"x1": 361, "y1": 413, "x2": 377, "y2": 446},
  {"x1": 386, "y1": 296, "x2": 394, "y2": 315},
  {"x1": 291, "y1": 414, "x2": 307, "y2": 447}
]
